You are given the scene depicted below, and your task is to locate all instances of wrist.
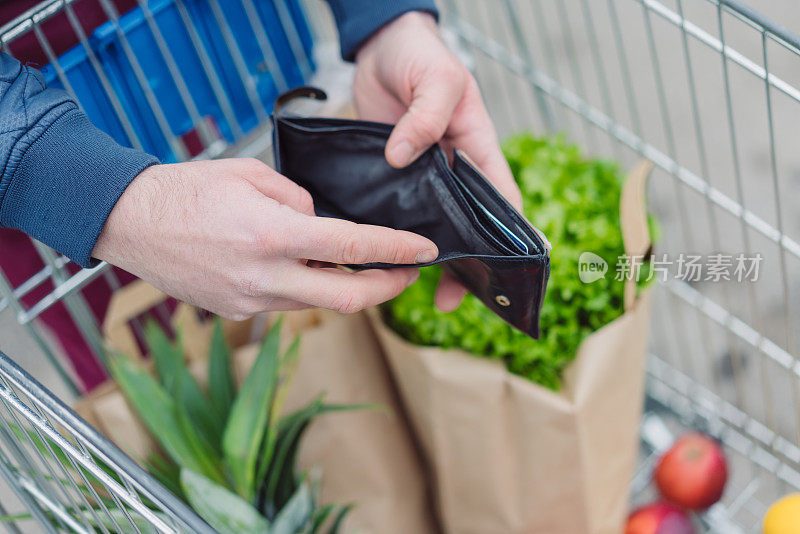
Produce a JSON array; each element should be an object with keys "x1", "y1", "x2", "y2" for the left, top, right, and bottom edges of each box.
[
  {"x1": 92, "y1": 164, "x2": 161, "y2": 266},
  {"x1": 355, "y1": 11, "x2": 438, "y2": 63},
  {"x1": 2, "y1": 107, "x2": 158, "y2": 268}
]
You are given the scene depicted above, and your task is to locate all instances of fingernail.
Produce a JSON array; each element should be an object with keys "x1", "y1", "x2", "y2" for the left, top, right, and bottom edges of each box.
[
  {"x1": 406, "y1": 270, "x2": 420, "y2": 287},
  {"x1": 415, "y1": 249, "x2": 438, "y2": 263},
  {"x1": 388, "y1": 140, "x2": 415, "y2": 167}
]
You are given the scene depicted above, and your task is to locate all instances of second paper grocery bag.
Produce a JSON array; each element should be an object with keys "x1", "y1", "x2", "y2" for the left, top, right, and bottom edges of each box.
[{"x1": 370, "y1": 161, "x2": 654, "y2": 534}]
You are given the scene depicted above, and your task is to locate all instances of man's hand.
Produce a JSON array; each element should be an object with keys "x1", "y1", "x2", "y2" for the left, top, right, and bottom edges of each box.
[
  {"x1": 354, "y1": 11, "x2": 522, "y2": 311},
  {"x1": 93, "y1": 159, "x2": 437, "y2": 320}
]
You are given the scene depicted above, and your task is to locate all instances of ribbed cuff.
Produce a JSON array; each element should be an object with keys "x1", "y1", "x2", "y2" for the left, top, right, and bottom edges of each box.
[
  {"x1": 327, "y1": 0, "x2": 439, "y2": 61},
  {"x1": 0, "y1": 109, "x2": 158, "y2": 267}
]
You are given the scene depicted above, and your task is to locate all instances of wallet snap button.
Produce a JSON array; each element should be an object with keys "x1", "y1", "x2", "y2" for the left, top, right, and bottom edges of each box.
[{"x1": 495, "y1": 295, "x2": 511, "y2": 307}]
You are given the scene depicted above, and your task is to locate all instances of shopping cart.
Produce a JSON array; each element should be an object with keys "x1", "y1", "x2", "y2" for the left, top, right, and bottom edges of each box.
[
  {"x1": 1, "y1": 0, "x2": 799, "y2": 532},
  {"x1": 439, "y1": 0, "x2": 800, "y2": 531},
  {"x1": 0, "y1": 0, "x2": 320, "y2": 531}
]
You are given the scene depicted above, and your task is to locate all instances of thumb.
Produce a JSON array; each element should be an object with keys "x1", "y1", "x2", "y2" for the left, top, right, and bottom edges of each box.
[{"x1": 385, "y1": 70, "x2": 466, "y2": 168}]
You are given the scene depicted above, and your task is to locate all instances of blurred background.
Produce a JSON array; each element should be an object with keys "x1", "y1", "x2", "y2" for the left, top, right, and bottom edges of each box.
[
  {"x1": 3, "y1": 0, "x2": 800, "y2": 532},
  {"x1": 433, "y1": 3, "x2": 800, "y2": 530}
]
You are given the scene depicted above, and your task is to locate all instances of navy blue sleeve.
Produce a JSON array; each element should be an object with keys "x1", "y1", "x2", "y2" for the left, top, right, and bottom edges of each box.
[
  {"x1": 0, "y1": 53, "x2": 158, "y2": 268},
  {"x1": 324, "y1": 0, "x2": 439, "y2": 61}
]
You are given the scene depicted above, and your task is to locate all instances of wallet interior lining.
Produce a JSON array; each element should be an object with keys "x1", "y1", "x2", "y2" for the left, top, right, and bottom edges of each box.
[
  {"x1": 450, "y1": 173, "x2": 524, "y2": 255},
  {"x1": 452, "y1": 151, "x2": 544, "y2": 253}
]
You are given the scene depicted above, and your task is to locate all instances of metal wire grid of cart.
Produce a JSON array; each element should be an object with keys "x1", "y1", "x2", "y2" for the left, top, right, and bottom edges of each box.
[
  {"x1": 1, "y1": 0, "x2": 799, "y2": 532},
  {"x1": 0, "y1": 0, "x2": 318, "y2": 531},
  {"x1": 442, "y1": 0, "x2": 800, "y2": 531}
]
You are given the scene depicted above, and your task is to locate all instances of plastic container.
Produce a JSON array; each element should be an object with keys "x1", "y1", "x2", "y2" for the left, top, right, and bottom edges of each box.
[
  {"x1": 40, "y1": 45, "x2": 131, "y2": 149},
  {"x1": 87, "y1": 0, "x2": 316, "y2": 160}
]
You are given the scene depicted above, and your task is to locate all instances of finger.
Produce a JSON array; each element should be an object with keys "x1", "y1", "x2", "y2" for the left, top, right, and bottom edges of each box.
[
  {"x1": 286, "y1": 215, "x2": 438, "y2": 265},
  {"x1": 212, "y1": 297, "x2": 309, "y2": 320},
  {"x1": 434, "y1": 271, "x2": 467, "y2": 312},
  {"x1": 385, "y1": 68, "x2": 467, "y2": 168},
  {"x1": 283, "y1": 266, "x2": 420, "y2": 314},
  {"x1": 353, "y1": 69, "x2": 407, "y2": 123},
  {"x1": 236, "y1": 159, "x2": 315, "y2": 216},
  {"x1": 442, "y1": 79, "x2": 523, "y2": 210},
  {"x1": 261, "y1": 297, "x2": 312, "y2": 312}
]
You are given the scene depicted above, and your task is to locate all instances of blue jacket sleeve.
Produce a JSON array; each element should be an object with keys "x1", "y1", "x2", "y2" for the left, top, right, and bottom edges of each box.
[
  {"x1": 0, "y1": 53, "x2": 158, "y2": 268},
  {"x1": 324, "y1": 0, "x2": 439, "y2": 61}
]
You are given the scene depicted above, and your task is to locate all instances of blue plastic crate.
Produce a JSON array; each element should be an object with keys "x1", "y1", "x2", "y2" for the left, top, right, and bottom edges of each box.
[
  {"x1": 285, "y1": 0, "x2": 315, "y2": 63},
  {"x1": 179, "y1": 0, "x2": 277, "y2": 137},
  {"x1": 92, "y1": 0, "x2": 230, "y2": 161},
  {"x1": 40, "y1": 45, "x2": 132, "y2": 150},
  {"x1": 180, "y1": 0, "x2": 315, "y2": 130},
  {"x1": 89, "y1": 0, "x2": 316, "y2": 161},
  {"x1": 248, "y1": 0, "x2": 316, "y2": 86}
]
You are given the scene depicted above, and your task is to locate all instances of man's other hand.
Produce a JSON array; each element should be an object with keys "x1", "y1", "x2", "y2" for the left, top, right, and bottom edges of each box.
[
  {"x1": 93, "y1": 159, "x2": 437, "y2": 320},
  {"x1": 354, "y1": 11, "x2": 522, "y2": 311}
]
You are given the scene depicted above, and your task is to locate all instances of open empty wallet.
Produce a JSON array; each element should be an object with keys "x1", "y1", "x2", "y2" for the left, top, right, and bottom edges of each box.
[{"x1": 272, "y1": 88, "x2": 551, "y2": 338}]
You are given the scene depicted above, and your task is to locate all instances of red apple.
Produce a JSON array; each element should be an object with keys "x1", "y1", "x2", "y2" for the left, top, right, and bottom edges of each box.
[
  {"x1": 654, "y1": 432, "x2": 728, "y2": 510},
  {"x1": 626, "y1": 502, "x2": 694, "y2": 534}
]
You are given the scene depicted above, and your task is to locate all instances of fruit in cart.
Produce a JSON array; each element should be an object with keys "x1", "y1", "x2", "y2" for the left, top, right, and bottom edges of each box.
[
  {"x1": 654, "y1": 432, "x2": 728, "y2": 510},
  {"x1": 625, "y1": 502, "x2": 694, "y2": 534},
  {"x1": 763, "y1": 494, "x2": 800, "y2": 534}
]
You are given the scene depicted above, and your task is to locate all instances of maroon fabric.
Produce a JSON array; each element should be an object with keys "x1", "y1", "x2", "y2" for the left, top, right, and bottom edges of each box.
[
  {"x1": 2, "y1": 0, "x2": 138, "y2": 65},
  {"x1": 1, "y1": 1, "x2": 139, "y2": 391},
  {"x1": 0, "y1": 229, "x2": 143, "y2": 390}
]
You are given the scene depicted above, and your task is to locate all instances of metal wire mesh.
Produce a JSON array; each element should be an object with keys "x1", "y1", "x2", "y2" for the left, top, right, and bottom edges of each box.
[
  {"x1": 0, "y1": 348, "x2": 214, "y2": 533},
  {"x1": 440, "y1": 0, "x2": 800, "y2": 531},
  {"x1": 1, "y1": 0, "x2": 800, "y2": 532},
  {"x1": 0, "y1": 0, "x2": 319, "y2": 530},
  {"x1": 0, "y1": 0, "x2": 317, "y2": 396}
]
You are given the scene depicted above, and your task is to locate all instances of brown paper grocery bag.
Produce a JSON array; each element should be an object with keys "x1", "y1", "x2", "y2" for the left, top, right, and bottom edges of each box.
[
  {"x1": 370, "y1": 161, "x2": 654, "y2": 534},
  {"x1": 101, "y1": 281, "x2": 257, "y2": 362},
  {"x1": 234, "y1": 310, "x2": 438, "y2": 534}
]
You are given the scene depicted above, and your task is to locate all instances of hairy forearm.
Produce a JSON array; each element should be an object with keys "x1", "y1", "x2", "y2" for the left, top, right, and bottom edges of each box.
[{"x1": 0, "y1": 53, "x2": 157, "y2": 267}]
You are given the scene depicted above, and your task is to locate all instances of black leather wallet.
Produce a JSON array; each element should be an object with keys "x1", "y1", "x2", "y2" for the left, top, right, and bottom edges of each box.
[{"x1": 272, "y1": 88, "x2": 550, "y2": 338}]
